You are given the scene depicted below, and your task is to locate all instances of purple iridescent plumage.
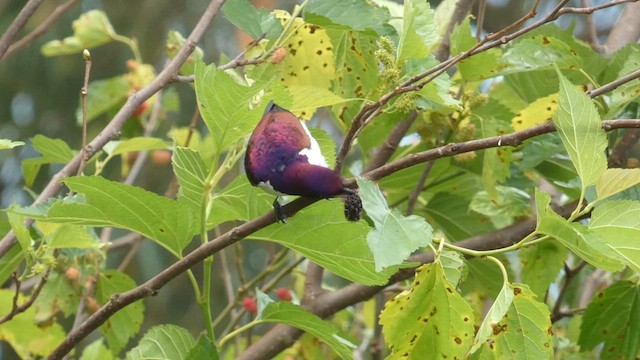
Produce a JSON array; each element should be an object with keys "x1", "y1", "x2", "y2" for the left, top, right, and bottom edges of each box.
[{"x1": 245, "y1": 102, "x2": 347, "y2": 199}]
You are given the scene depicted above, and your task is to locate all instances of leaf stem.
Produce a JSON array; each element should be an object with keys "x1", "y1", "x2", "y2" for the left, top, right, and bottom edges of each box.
[
  {"x1": 434, "y1": 232, "x2": 549, "y2": 257},
  {"x1": 112, "y1": 34, "x2": 142, "y2": 63},
  {"x1": 218, "y1": 320, "x2": 263, "y2": 349},
  {"x1": 485, "y1": 255, "x2": 509, "y2": 286}
]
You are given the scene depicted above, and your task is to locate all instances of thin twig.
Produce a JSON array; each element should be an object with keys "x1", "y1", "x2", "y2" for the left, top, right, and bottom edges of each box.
[
  {"x1": 587, "y1": 68, "x2": 640, "y2": 98},
  {"x1": 405, "y1": 161, "x2": 435, "y2": 215},
  {"x1": 581, "y1": 0, "x2": 604, "y2": 53},
  {"x1": 77, "y1": 50, "x2": 92, "y2": 176},
  {"x1": 0, "y1": 0, "x2": 45, "y2": 61},
  {"x1": 2, "y1": 0, "x2": 81, "y2": 62},
  {"x1": 551, "y1": 261, "x2": 588, "y2": 323},
  {"x1": 0, "y1": 270, "x2": 50, "y2": 324},
  {"x1": 476, "y1": 0, "x2": 487, "y2": 42}
]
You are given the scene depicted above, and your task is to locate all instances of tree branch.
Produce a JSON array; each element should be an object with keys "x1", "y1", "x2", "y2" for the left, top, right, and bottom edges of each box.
[
  {"x1": 0, "y1": 0, "x2": 44, "y2": 61},
  {"x1": 604, "y1": 2, "x2": 640, "y2": 55},
  {"x1": 1, "y1": 0, "x2": 81, "y2": 62}
]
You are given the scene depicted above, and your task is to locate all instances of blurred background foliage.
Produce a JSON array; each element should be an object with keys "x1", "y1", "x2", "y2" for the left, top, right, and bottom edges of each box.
[{"x1": 0, "y1": 0, "x2": 628, "y2": 357}]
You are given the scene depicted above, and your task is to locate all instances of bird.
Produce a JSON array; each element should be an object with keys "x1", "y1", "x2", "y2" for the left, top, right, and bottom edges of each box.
[{"x1": 245, "y1": 101, "x2": 361, "y2": 222}]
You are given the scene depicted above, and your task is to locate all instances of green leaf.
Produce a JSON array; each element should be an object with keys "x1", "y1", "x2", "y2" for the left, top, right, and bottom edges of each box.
[
  {"x1": 596, "y1": 168, "x2": 640, "y2": 201},
  {"x1": 408, "y1": 57, "x2": 461, "y2": 112},
  {"x1": 520, "y1": 240, "x2": 567, "y2": 299},
  {"x1": 470, "y1": 279, "x2": 514, "y2": 354},
  {"x1": 97, "y1": 270, "x2": 144, "y2": 355},
  {"x1": 252, "y1": 200, "x2": 398, "y2": 286},
  {"x1": 579, "y1": 281, "x2": 640, "y2": 359},
  {"x1": 172, "y1": 146, "x2": 207, "y2": 216},
  {"x1": 604, "y1": 49, "x2": 640, "y2": 118},
  {"x1": 22, "y1": 135, "x2": 76, "y2": 187},
  {"x1": 534, "y1": 189, "x2": 624, "y2": 271},
  {"x1": 358, "y1": 177, "x2": 433, "y2": 271},
  {"x1": 450, "y1": 18, "x2": 502, "y2": 81},
  {"x1": 469, "y1": 187, "x2": 531, "y2": 228},
  {"x1": 326, "y1": 29, "x2": 379, "y2": 123},
  {"x1": 104, "y1": 137, "x2": 168, "y2": 158},
  {"x1": 590, "y1": 200, "x2": 640, "y2": 273},
  {"x1": 552, "y1": 69, "x2": 607, "y2": 192},
  {"x1": 0, "y1": 245, "x2": 23, "y2": 285},
  {"x1": 304, "y1": 0, "x2": 391, "y2": 34},
  {"x1": 34, "y1": 272, "x2": 80, "y2": 320},
  {"x1": 186, "y1": 336, "x2": 219, "y2": 360},
  {"x1": 126, "y1": 324, "x2": 196, "y2": 360},
  {"x1": 0, "y1": 289, "x2": 66, "y2": 358},
  {"x1": 0, "y1": 139, "x2": 24, "y2": 149},
  {"x1": 77, "y1": 75, "x2": 130, "y2": 123},
  {"x1": 41, "y1": 10, "x2": 117, "y2": 56},
  {"x1": 421, "y1": 193, "x2": 495, "y2": 242},
  {"x1": 209, "y1": 176, "x2": 273, "y2": 228},
  {"x1": 380, "y1": 263, "x2": 475, "y2": 359},
  {"x1": 166, "y1": 31, "x2": 203, "y2": 76},
  {"x1": 286, "y1": 86, "x2": 348, "y2": 119},
  {"x1": 222, "y1": 0, "x2": 282, "y2": 39},
  {"x1": 18, "y1": 176, "x2": 196, "y2": 257},
  {"x1": 503, "y1": 35, "x2": 582, "y2": 72},
  {"x1": 194, "y1": 61, "x2": 266, "y2": 152},
  {"x1": 397, "y1": 0, "x2": 438, "y2": 60},
  {"x1": 45, "y1": 224, "x2": 99, "y2": 249},
  {"x1": 471, "y1": 284, "x2": 553, "y2": 359},
  {"x1": 7, "y1": 208, "x2": 33, "y2": 252},
  {"x1": 256, "y1": 291, "x2": 356, "y2": 360},
  {"x1": 439, "y1": 249, "x2": 466, "y2": 287},
  {"x1": 80, "y1": 339, "x2": 114, "y2": 360}
]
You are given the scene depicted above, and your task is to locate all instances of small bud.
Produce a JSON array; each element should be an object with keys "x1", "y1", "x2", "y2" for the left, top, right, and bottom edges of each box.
[
  {"x1": 83, "y1": 49, "x2": 91, "y2": 60},
  {"x1": 275, "y1": 288, "x2": 293, "y2": 301},
  {"x1": 242, "y1": 297, "x2": 257, "y2": 313}
]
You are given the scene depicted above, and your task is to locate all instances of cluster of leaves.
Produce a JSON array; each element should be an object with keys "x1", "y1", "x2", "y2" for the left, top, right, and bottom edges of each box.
[{"x1": 1, "y1": 0, "x2": 640, "y2": 359}]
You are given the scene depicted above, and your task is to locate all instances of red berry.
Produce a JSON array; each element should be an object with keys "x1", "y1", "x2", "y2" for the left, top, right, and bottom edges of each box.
[
  {"x1": 132, "y1": 102, "x2": 148, "y2": 117},
  {"x1": 275, "y1": 288, "x2": 292, "y2": 301},
  {"x1": 151, "y1": 150, "x2": 172, "y2": 165},
  {"x1": 242, "y1": 297, "x2": 257, "y2": 313}
]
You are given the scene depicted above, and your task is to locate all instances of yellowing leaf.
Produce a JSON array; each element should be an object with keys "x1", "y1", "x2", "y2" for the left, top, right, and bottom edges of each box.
[
  {"x1": 596, "y1": 168, "x2": 640, "y2": 201},
  {"x1": 0, "y1": 290, "x2": 66, "y2": 358},
  {"x1": 380, "y1": 263, "x2": 475, "y2": 358},
  {"x1": 273, "y1": 11, "x2": 335, "y2": 91},
  {"x1": 511, "y1": 93, "x2": 558, "y2": 131}
]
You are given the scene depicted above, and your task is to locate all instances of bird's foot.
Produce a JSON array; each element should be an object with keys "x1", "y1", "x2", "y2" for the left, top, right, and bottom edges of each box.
[{"x1": 273, "y1": 198, "x2": 287, "y2": 223}]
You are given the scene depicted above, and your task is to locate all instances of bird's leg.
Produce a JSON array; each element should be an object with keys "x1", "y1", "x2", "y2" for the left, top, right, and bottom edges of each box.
[{"x1": 273, "y1": 197, "x2": 287, "y2": 223}]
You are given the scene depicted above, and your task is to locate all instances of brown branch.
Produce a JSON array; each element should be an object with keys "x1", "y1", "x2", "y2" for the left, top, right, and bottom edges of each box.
[
  {"x1": 0, "y1": 270, "x2": 49, "y2": 324},
  {"x1": 2, "y1": 0, "x2": 81, "y2": 62},
  {"x1": 0, "y1": 0, "x2": 229, "y2": 261},
  {"x1": 587, "y1": 68, "x2": 640, "y2": 98},
  {"x1": 405, "y1": 161, "x2": 434, "y2": 215},
  {"x1": 604, "y1": 2, "x2": 640, "y2": 55},
  {"x1": 581, "y1": 0, "x2": 604, "y2": 53},
  {"x1": 551, "y1": 261, "x2": 588, "y2": 323},
  {"x1": 0, "y1": 0, "x2": 44, "y2": 61},
  {"x1": 434, "y1": 0, "x2": 475, "y2": 62}
]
